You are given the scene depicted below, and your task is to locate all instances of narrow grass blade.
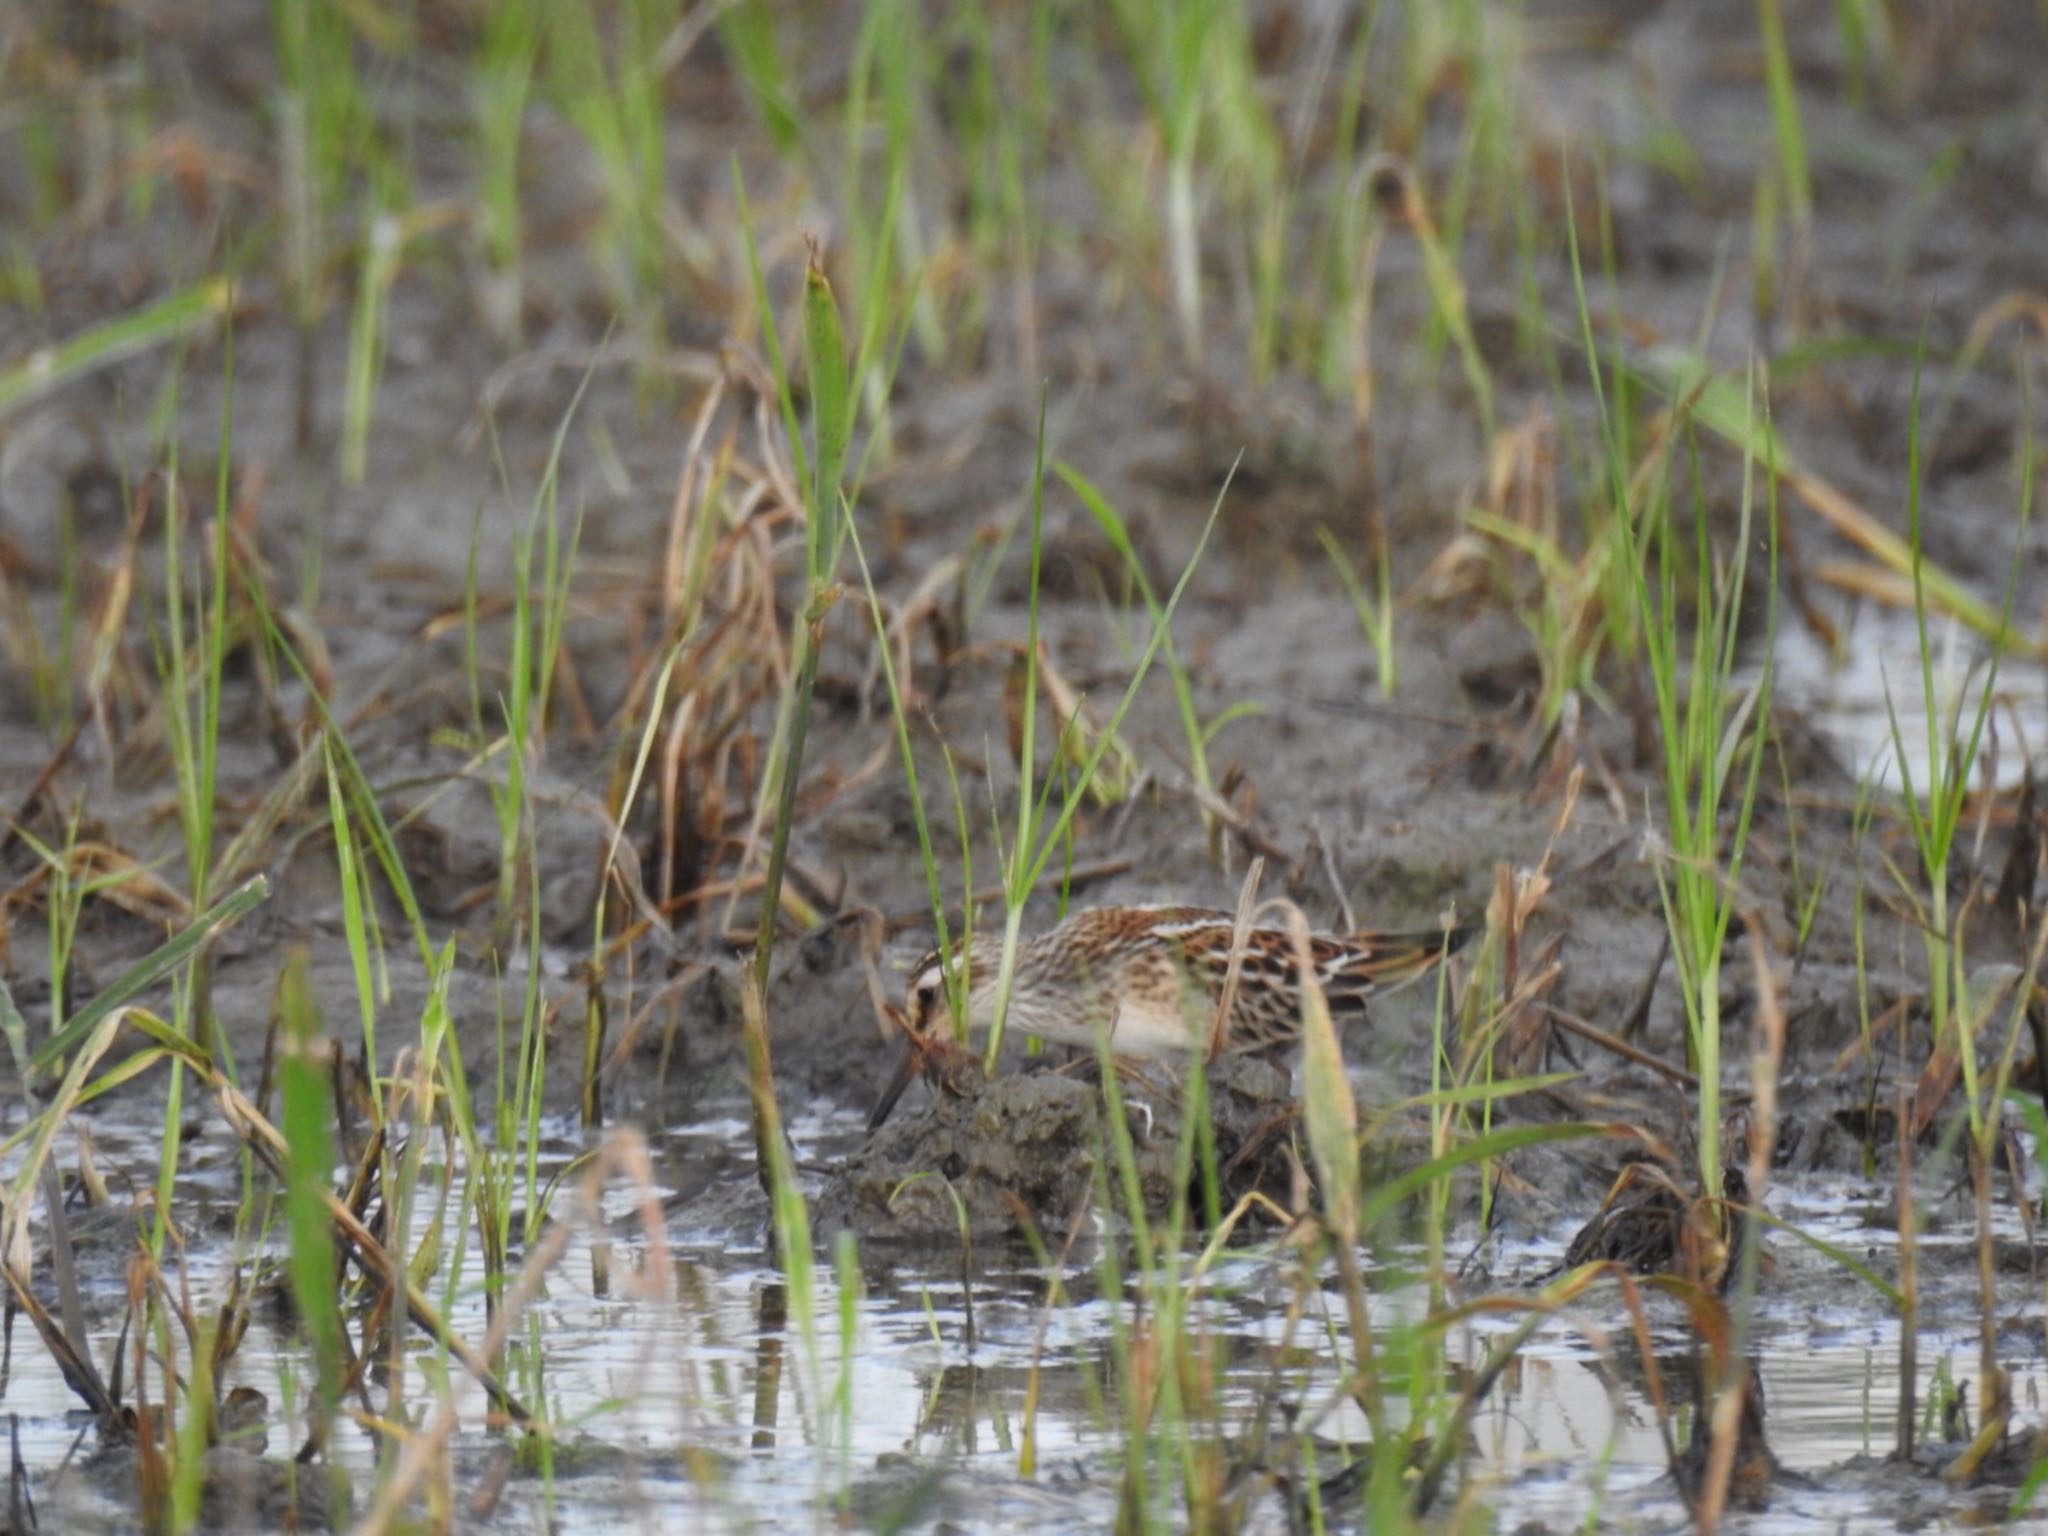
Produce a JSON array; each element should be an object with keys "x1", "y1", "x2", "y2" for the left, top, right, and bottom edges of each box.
[
  {"x1": 0, "y1": 277, "x2": 234, "y2": 418},
  {"x1": 32, "y1": 875, "x2": 270, "y2": 1073}
]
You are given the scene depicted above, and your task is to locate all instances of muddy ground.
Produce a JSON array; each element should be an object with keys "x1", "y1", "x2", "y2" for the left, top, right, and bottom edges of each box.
[
  {"x1": 4, "y1": 2, "x2": 2036, "y2": 1226},
  {"x1": 4, "y1": 0, "x2": 2048, "y2": 1527}
]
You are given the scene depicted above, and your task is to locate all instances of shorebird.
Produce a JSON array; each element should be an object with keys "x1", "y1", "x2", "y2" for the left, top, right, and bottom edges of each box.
[{"x1": 869, "y1": 904, "x2": 1476, "y2": 1130}]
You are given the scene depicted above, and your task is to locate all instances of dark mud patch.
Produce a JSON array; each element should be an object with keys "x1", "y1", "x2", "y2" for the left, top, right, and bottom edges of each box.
[
  {"x1": 820, "y1": 1055, "x2": 1300, "y2": 1244},
  {"x1": 41, "y1": 1442, "x2": 345, "y2": 1536}
]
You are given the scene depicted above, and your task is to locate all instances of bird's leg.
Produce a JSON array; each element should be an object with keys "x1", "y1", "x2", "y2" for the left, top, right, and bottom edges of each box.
[{"x1": 1113, "y1": 1058, "x2": 1182, "y2": 1143}]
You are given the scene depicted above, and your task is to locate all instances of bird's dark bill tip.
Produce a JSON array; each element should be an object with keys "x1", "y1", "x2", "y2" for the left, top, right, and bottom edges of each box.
[{"x1": 867, "y1": 1042, "x2": 922, "y2": 1133}]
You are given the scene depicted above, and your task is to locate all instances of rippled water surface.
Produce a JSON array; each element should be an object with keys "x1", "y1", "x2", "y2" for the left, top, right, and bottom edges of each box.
[{"x1": 10, "y1": 1101, "x2": 2045, "y2": 1533}]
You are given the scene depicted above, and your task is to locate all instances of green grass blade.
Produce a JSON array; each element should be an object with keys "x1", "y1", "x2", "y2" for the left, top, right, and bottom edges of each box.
[
  {"x1": 32, "y1": 875, "x2": 270, "y2": 1073},
  {"x1": 0, "y1": 277, "x2": 234, "y2": 418}
]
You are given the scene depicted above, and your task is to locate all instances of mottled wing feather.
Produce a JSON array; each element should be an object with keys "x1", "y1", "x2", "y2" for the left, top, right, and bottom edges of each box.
[{"x1": 1162, "y1": 921, "x2": 1473, "y2": 1052}]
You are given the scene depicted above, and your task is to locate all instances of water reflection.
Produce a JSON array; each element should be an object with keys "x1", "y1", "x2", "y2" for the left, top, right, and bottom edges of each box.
[
  {"x1": 751, "y1": 1280, "x2": 784, "y2": 1452},
  {"x1": 9, "y1": 1111, "x2": 2048, "y2": 1531},
  {"x1": 1774, "y1": 606, "x2": 2046, "y2": 793}
]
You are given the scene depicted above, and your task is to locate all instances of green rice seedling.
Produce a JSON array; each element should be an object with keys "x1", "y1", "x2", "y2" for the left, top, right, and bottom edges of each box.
[
  {"x1": 1371, "y1": 156, "x2": 1496, "y2": 450},
  {"x1": 1285, "y1": 900, "x2": 1384, "y2": 1450},
  {"x1": 845, "y1": 526, "x2": 963, "y2": 1026},
  {"x1": 1307, "y1": 10, "x2": 1381, "y2": 398},
  {"x1": 1101, "y1": 0, "x2": 1250, "y2": 365},
  {"x1": 728, "y1": 193, "x2": 902, "y2": 1501},
  {"x1": 1565, "y1": 166, "x2": 1774, "y2": 1203},
  {"x1": 978, "y1": 435, "x2": 1232, "y2": 1072},
  {"x1": 1318, "y1": 521, "x2": 1398, "y2": 698},
  {"x1": 1755, "y1": 0, "x2": 1813, "y2": 240},
  {"x1": 1875, "y1": 392, "x2": 2037, "y2": 1487},
  {"x1": 1878, "y1": 358, "x2": 2030, "y2": 1149},
  {"x1": 842, "y1": 0, "x2": 943, "y2": 372},
  {"x1": 1185, "y1": 2, "x2": 1284, "y2": 380},
  {"x1": 1081, "y1": 1011, "x2": 1221, "y2": 1528},
  {"x1": 717, "y1": 0, "x2": 802, "y2": 156},
  {"x1": 275, "y1": 946, "x2": 348, "y2": 1509},
  {"x1": 946, "y1": 1, "x2": 1051, "y2": 367},
  {"x1": 235, "y1": 601, "x2": 434, "y2": 975},
  {"x1": 1634, "y1": 392, "x2": 1776, "y2": 1204},
  {"x1": 156, "y1": 392, "x2": 235, "y2": 1064},
  {"x1": 0, "y1": 980, "x2": 112, "y2": 1432},
  {"x1": 471, "y1": 0, "x2": 542, "y2": 342},
  {"x1": 1832, "y1": 0, "x2": 1898, "y2": 104},
  {"x1": 2001, "y1": 1081, "x2": 2048, "y2": 1515},
  {"x1": 1771, "y1": 746, "x2": 1829, "y2": 954},
  {"x1": 9, "y1": 811, "x2": 118, "y2": 1064},
  {"x1": 323, "y1": 739, "x2": 389, "y2": 1124},
  {"x1": 1848, "y1": 775, "x2": 1882, "y2": 1174},
  {"x1": 547, "y1": 0, "x2": 684, "y2": 339},
  {"x1": 269, "y1": 0, "x2": 375, "y2": 420},
  {"x1": 466, "y1": 368, "x2": 592, "y2": 951},
  {"x1": 831, "y1": 1230, "x2": 863, "y2": 1511},
  {"x1": 32, "y1": 876, "x2": 270, "y2": 1077},
  {"x1": 1751, "y1": 168, "x2": 1783, "y2": 341},
  {"x1": 340, "y1": 170, "x2": 402, "y2": 484},
  {"x1": 1893, "y1": 980, "x2": 1919, "y2": 1461},
  {"x1": 1432, "y1": 0, "x2": 1524, "y2": 300},
  {"x1": 1256, "y1": 888, "x2": 1610, "y2": 1525},
  {"x1": 1463, "y1": 478, "x2": 1629, "y2": 744},
  {"x1": 1059, "y1": 463, "x2": 1260, "y2": 854},
  {"x1": 0, "y1": 276, "x2": 233, "y2": 420}
]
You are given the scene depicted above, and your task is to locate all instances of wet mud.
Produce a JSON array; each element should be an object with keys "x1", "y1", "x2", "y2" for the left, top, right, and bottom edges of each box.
[{"x1": 4, "y1": 0, "x2": 2048, "y2": 1529}]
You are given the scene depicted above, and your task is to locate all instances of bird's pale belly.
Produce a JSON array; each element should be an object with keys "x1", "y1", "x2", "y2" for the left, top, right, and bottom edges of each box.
[{"x1": 1023, "y1": 990, "x2": 1204, "y2": 1059}]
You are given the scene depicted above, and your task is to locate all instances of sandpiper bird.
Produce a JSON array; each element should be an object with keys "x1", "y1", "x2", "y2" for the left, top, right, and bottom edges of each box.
[{"x1": 869, "y1": 904, "x2": 1476, "y2": 1130}]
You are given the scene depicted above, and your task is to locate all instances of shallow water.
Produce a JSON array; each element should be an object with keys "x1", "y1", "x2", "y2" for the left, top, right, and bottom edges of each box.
[
  {"x1": 12, "y1": 1100, "x2": 2048, "y2": 1532},
  {"x1": 1775, "y1": 606, "x2": 2048, "y2": 794}
]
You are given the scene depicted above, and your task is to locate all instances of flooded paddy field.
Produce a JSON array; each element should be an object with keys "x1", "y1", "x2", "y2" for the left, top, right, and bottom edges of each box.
[{"x1": 3, "y1": 0, "x2": 2048, "y2": 1531}]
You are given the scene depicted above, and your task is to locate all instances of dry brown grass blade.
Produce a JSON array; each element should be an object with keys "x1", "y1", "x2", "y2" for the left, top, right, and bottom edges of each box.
[
  {"x1": 1486, "y1": 405, "x2": 1561, "y2": 541},
  {"x1": 130, "y1": 1253, "x2": 167, "y2": 1528},
  {"x1": 1469, "y1": 769, "x2": 1575, "y2": 1075},
  {"x1": 1788, "y1": 465, "x2": 2040, "y2": 653},
  {"x1": 2, "y1": 1004, "x2": 125, "y2": 1420},
  {"x1": 0, "y1": 712, "x2": 84, "y2": 864},
  {"x1": 0, "y1": 1260, "x2": 117, "y2": 1420},
  {"x1": 1003, "y1": 642, "x2": 1139, "y2": 808},
  {"x1": 872, "y1": 546, "x2": 971, "y2": 710},
  {"x1": 1271, "y1": 896, "x2": 1383, "y2": 1439},
  {"x1": 1541, "y1": 1005, "x2": 1699, "y2": 1090},
  {"x1": 190, "y1": 1072, "x2": 532, "y2": 1428},
  {"x1": 662, "y1": 368, "x2": 732, "y2": 614},
  {"x1": 1207, "y1": 855, "x2": 1264, "y2": 1062},
  {"x1": 82, "y1": 493, "x2": 144, "y2": 756}
]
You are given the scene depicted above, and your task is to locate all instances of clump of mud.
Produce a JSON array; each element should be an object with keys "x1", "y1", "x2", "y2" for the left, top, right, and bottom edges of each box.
[{"x1": 818, "y1": 1055, "x2": 1300, "y2": 1243}]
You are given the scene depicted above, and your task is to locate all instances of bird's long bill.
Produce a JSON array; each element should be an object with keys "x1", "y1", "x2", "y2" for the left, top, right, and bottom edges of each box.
[{"x1": 868, "y1": 1041, "x2": 923, "y2": 1133}]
